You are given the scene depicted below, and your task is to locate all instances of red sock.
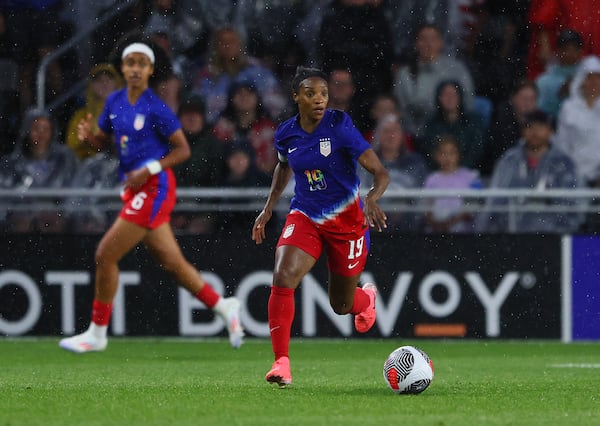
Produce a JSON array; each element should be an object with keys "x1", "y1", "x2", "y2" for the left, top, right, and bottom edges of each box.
[
  {"x1": 268, "y1": 286, "x2": 295, "y2": 360},
  {"x1": 91, "y1": 299, "x2": 113, "y2": 326},
  {"x1": 195, "y1": 284, "x2": 221, "y2": 308},
  {"x1": 349, "y1": 287, "x2": 370, "y2": 314}
]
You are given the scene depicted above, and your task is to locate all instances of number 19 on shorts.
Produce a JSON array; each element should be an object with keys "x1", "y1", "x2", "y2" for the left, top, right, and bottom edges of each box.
[{"x1": 348, "y1": 236, "x2": 365, "y2": 260}]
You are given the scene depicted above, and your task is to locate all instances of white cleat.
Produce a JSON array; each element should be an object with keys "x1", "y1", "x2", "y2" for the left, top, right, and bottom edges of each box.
[
  {"x1": 218, "y1": 297, "x2": 245, "y2": 349},
  {"x1": 59, "y1": 330, "x2": 107, "y2": 353}
]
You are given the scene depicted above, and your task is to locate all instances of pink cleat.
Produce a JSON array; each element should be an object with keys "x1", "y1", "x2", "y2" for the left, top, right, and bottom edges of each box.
[
  {"x1": 265, "y1": 356, "x2": 292, "y2": 387},
  {"x1": 354, "y1": 282, "x2": 377, "y2": 333}
]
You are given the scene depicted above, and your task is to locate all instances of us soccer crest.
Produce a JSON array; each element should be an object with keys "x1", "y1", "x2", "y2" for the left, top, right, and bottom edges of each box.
[
  {"x1": 133, "y1": 114, "x2": 146, "y2": 130},
  {"x1": 283, "y1": 223, "x2": 295, "y2": 239},
  {"x1": 319, "y1": 138, "x2": 331, "y2": 157}
]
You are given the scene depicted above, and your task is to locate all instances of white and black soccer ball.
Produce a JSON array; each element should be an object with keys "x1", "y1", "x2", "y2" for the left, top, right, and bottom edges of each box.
[{"x1": 383, "y1": 345, "x2": 434, "y2": 394}]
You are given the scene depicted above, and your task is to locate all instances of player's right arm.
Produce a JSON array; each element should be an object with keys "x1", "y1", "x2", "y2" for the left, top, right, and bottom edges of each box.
[
  {"x1": 252, "y1": 160, "x2": 293, "y2": 244},
  {"x1": 77, "y1": 112, "x2": 110, "y2": 149}
]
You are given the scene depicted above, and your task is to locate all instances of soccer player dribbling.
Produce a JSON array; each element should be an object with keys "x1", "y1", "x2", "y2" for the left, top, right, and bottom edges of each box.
[
  {"x1": 252, "y1": 66, "x2": 390, "y2": 386},
  {"x1": 59, "y1": 42, "x2": 244, "y2": 352}
]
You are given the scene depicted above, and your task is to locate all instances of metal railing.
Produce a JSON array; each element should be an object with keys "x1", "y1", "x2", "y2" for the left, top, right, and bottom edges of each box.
[
  {"x1": 1, "y1": 187, "x2": 596, "y2": 207},
  {"x1": 1, "y1": 187, "x2": 597, "y2": 233}
]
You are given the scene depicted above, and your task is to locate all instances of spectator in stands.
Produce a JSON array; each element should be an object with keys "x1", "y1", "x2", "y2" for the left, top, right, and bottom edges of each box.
[
  {"x1": 65, "y1": 150, "x2": 120, "y2": 234},
  {"x1": 423, "y1": 134, "x2": 482, "y2": 233},
  {"x1": 218, "y1": 139, "x2": 272, "y2": 232},
  {"x1": 536, "y1": 29, "x2": 585, "y2": 119},
  {"x1": 481, "y1": 79, "x2": 539, "y2": 177},
  {"x1": 526, "y1": 0, "x2": 600, "y2": 81},
  {"x1": 362, "y1": 93, "x2": 401, "y2": 144},
  {"x1": 293, "y1": 0, "x2": 332, "y2": 64},
  {"x1": 326, "y1": 67, "x2": 356, "y2": 115},
  {"x1": 446, "y1": 0, "x2": 489, "y2": 58},
  {"x1": 0, "y1": 107, "x2": 78, "y2": 232},
  {"x1": 555, "y1": 55, "x2": 600, "y2": 186},
  {"x1": 142, "y1": 33, "x2": 184, "y2": 114},
  {"x1": 174, "y1": 94, "x2": 225, "y2": 187},
  {"x1": 153, "y1": 71, "x2": 183, "y2": 114},
  {"x1": 222, "y1": 139, "x2": 271, "y2": 188},
  {"x1": 317, "y1": 0, "x2": 394, "y2": 131},
  {"x1": 360, "y1": 113, "x2": 428, "y2": 232},
  {"x1": 212, "y1": 81, "x2": 277, "y2": 175},
  {"x1": 171, "y1": 94, "x2": 225, "y2": 235},
  {"x1": 243, "y1": 0, "x2": 304, "y2": 73},
  {"x1": 477, "y1": 110, "x2": 582, "y2": 234},
  {"x1": 367, "y1": 114, "x2": 428, "y2": 189},
  {"x1": 142, "y1": 0, "x2": 208, "y2": 66},
  {"x1": 147, "y1": 29, "x2": 186, "y2": 79},
  {"x1": 416, "y1": 80, "x2": 486, "y2": 171},
  {"x1": 191, "y1": 26, "x2": 286, "y2": 124},
  {"x1": 382, "y1": 0, "x2": 451, "y2": 65},
  {"x1": 66, "y1": 63, "x2": 123, "y2": 160},
  {"x1": 393, "y1": 24, "x2": 475, "y2": 136}
]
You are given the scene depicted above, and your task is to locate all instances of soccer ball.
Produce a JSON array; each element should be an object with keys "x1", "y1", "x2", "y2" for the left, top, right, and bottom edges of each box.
[{"x1": 383, "y1": 345, "x2": 434, "y2": 394}]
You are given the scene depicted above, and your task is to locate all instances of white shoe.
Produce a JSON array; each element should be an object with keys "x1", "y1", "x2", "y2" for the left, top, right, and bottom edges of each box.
[
  {"x1": 59, "y1": 329, "x2": 107, "y2": 353},
  {"x1": 216, "y1": 297, "x2": 245, "y2": 349}
]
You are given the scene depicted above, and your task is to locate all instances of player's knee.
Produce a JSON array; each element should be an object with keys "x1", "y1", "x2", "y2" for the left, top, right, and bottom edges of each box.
[
  {"x1": 94, "y1": 247, "x2": 112, "y2": 267},
  {"x1": 272, "y1": 269, "x2": 300, "y2": 289}
]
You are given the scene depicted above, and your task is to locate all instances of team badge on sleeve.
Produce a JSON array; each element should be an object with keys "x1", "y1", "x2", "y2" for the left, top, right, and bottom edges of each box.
[
  {"x1": 134, "y1": 114, "x2": 146, "y2": 130},
  {"x1": 320, "y1": 138, "x2": 331, "y2": 157}
]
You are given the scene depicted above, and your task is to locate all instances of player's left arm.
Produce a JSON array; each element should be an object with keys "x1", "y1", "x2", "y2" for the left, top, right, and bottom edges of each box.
[
  {"x1": 125, "y1": 129, "x2": 191, "y2": 190},
  {"x1": 163, "y1": 128, "x2": 192, "y2": 169},
  {"x1": 358, "y1": 148, "x2": 390, "y2": 232}
]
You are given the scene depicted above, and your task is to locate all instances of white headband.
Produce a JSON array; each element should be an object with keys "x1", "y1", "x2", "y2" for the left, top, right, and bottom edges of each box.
[{"x1": 121, "y1": 43, "x2": 155, "y2": 64}]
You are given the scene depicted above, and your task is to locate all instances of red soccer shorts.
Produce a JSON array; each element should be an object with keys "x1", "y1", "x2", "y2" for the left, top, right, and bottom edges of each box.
[
  {"x1": 118, "y1": 169, "x2": 176, "y2": 229},
  {"x1": 276, "y1": 211, "x2": 370, "y2": 276}
]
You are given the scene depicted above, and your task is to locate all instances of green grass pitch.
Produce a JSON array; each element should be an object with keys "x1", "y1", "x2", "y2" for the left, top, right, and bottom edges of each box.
[{"x1": 1, "y1": 338, "x2": 599, "y2": 425}]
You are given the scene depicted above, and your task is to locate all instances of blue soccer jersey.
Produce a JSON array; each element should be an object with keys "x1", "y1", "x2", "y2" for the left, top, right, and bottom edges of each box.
[
  {"x1": 98, "y1": 88, "x2": 181, "y2": 180},
  {"x1": 275, "y1": 109, "x2": 371, "y2": 229}
]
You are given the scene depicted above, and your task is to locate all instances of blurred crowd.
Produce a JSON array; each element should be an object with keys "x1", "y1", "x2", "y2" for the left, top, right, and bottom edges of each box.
[{"x1": 1, "y1": 0, "x2": 600, "y2": 235}]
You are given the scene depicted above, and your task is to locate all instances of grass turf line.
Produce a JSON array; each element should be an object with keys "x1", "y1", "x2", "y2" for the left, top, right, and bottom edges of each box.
[{"x1": 0, "y1": 338, "x2": 599, "y2": 425}]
